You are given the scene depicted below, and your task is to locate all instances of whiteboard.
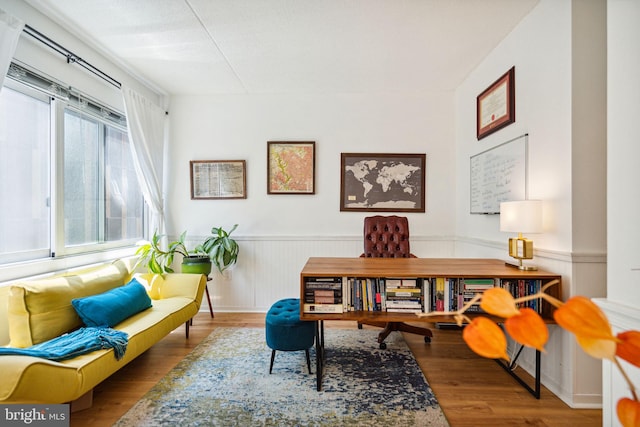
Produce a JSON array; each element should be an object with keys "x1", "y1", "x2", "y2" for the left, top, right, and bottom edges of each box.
[{"x1": 470, "y1": 134, "x2": 527, "y2": 214}]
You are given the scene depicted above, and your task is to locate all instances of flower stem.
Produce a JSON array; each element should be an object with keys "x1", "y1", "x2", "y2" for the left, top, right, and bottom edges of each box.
[
  {"x1": 614, "y1": 357, "x2": 639, "y2": 401},
  {"x1": 415, "y1": 294, "x2": 480, "y2": 326}
]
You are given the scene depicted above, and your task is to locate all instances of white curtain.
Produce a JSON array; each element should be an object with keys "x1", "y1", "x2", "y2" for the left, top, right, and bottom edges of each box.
[
  {"x1": 0, "y1": 8, "x2": 24, "y2": 92},
  {"x1": 122, "y1": 84, "x2": 166, "y2": 234}
]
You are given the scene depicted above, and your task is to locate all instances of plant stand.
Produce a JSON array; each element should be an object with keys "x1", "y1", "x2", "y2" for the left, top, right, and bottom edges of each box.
[{"x1": 205, "y1": 277, "x2": 214, "y2": 318}]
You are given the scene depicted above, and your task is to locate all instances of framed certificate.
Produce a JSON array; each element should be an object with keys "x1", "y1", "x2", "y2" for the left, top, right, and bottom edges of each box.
[{"x1": 477, "y1": 67, "x2": 515, "y2": 140}]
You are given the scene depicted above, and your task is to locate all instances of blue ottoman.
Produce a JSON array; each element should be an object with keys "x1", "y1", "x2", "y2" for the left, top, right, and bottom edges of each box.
[{"x1": 265, "y1": 298, "x2": 315, "y2": 374}]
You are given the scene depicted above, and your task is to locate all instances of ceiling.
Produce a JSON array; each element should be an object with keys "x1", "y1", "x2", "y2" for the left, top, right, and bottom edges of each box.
[{"x1": 24, "y1": 0, "x2": 539, "y2": 96}]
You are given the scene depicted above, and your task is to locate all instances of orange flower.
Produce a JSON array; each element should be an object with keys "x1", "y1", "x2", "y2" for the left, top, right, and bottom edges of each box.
[
  {"x1": 617, "y1": 398, "x2": 640, "y2": 427},
  {"x1": 553, "y1": 296, "x2": 615, "y2": 340},
  {"x1": 480, "y1": 287, "x2": 520, "y2": 318},
  {"x1": 463, "y1": 317, "x2": 509, "y2": 361},
  {"x1": 576, "y1": 335, "x2": 617, "y2": 361},
  {"x1": 617, "y1": 331, "x2": 640, "y2": 368},
  {"x1": 505, "y1": 308, "x2": 549, "y2": 352}
]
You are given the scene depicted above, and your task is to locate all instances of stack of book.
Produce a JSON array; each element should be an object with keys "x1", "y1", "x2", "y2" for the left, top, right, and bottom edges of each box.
[
  {"x1": 303, "y1": 277, "x2": 344, "y2": 313},
  {"x1": 460, "y1": 278, "x2": 496, "y2": 312},
  {"x1": 384, "y1": 278, "x2": 423, "y2": 313}
]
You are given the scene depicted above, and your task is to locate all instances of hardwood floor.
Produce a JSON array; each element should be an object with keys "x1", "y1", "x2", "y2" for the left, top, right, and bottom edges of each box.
[{"x1": 71, "y1": 312, "x2": 602, "y2": 427}]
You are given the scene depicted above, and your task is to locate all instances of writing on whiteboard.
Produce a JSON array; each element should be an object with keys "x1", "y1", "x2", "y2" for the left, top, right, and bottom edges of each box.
[{"x1": 470, "y1": 134, "x2": 527, "y2": 214}]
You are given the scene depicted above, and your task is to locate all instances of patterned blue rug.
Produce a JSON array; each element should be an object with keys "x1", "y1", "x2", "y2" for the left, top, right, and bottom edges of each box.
[{"x1": 114, "y1": 327, "x2": 449, "y2": 426}]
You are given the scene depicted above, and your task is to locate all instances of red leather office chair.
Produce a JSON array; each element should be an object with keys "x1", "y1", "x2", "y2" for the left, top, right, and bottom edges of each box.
[{"x1": 358, "y1": 215, "x2": 433, "y2": 349}]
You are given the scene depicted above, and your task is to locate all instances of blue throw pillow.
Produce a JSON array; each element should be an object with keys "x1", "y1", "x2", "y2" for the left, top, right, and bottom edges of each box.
[{"x1": 72, "y1": 278, "x2": 152, "y2": 327}]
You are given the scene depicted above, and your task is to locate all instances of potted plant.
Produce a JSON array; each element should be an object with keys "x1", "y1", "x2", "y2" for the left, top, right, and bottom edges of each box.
[
  {"x1": 135, "y1": 230, "x2": 212, "y2": 275},
  {"x1": 194, "y1": 224, "x2": 239, "y2": 274}
]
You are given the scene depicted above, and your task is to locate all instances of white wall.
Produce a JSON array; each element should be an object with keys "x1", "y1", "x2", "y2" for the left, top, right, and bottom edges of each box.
[
  {"x1": 454, "y1": 0, "x2": 606, "y2": 408},
  {"x1": 455, "y1": 1, "x2": 573, "y2": 252},
  {"x1": 167, "y1": 92, "x2": 459, "y2": 307},
  {"x1": 167, "y1": 93, "x2": 456, "y2": 239},
  {"x1": 606, "y1": 0, "x2": 640, "y2": 307},
  {"x1": 598, "y1": 1, "x2": 640, "y2": 425}
]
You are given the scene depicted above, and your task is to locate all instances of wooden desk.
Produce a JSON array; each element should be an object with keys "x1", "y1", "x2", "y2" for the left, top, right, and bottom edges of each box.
[{"x1": 299, "y1": 257, "x2": 562, "y2": 396}]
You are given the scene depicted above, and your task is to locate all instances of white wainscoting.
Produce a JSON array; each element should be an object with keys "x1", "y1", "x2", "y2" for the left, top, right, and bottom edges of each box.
[
  {"x1": 595, "y1": 299, "x2": 640, "y2": 426},
  {"x1": 185, "y1": 235, "x2": 456, "y2": 312}
]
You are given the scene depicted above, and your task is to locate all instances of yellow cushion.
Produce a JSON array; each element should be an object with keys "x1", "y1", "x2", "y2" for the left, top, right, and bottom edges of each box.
[
  {"x1": 133, "y1": 273, "x2": 164, "y2": 300},
  {"x1": 157, "y1": 273, "x2": 206, "y2": 300},
  {"x1": 7, "y1": 263, "x2": 128, "y2": 348}
]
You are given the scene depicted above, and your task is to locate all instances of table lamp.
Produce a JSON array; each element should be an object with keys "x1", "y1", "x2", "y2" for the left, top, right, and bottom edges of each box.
[{"x1": 500, "y1": 200, "x2": 543, "y2": 271}]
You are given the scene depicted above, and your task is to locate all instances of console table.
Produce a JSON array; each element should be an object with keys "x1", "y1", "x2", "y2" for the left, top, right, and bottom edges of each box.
[{"x1": 299, "y1": 257, "x2": 562, "y2": 396}]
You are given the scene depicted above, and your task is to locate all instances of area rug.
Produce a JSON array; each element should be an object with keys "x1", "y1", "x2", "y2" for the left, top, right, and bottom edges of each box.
[{"x1": 114, "y1": 327, "x2": 449, "y2": 426}]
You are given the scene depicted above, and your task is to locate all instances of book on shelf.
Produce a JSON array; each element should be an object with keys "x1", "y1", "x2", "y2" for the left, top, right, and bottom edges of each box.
[
  {"x1": 434, "y1": 277, "x2": 445, "y2": 311},
  {"x1": 385, "y1": 278, "x2": 418, "y2": 288},
  {"x1": 305, "y1": 289, "x2": 342, "y2": 304},
  {"x1": 303, "y1": 303, "x2": 344, "y2": 313},
  {"x1": 422, "y1": 278, "x2": 431, "y2": 313},
  {"x1": 386, "y1": 307, "x2": 423, "y2": 314},
  {"x1": 304, "y1": 277, "x2": 343, "y2": 288},
  {"x1": 462, "y1": 278, "x2": 496, "y2": 288},
  {"x1": 386, "y1": 288, "x2": 421, "y2": 297},
  {"x1": 385, "y1": 300, "x2": 422, "y2": 308}
]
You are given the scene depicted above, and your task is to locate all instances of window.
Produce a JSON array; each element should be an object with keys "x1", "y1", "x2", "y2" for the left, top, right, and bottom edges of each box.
[
  {"x1": 0, "y1": 85, "x2": 50, "y2": 264},
  {"x1": 104, "y1": 125, "x2": 144, "y2": 242},
  {"x1": 0, "y1": 67, "x2": 145, "y2": 265},
  {"x1": 64, "y1": 108, "x2": 100, "y2": 246}
]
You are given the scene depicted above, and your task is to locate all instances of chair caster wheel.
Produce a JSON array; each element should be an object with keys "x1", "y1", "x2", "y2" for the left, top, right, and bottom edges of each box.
[
  {"x1": 379, "y1": 342, "x2": 387, "y2": 349},
  {"x1": 424, "y1": 336, "x2": 431, "y2": 343}
]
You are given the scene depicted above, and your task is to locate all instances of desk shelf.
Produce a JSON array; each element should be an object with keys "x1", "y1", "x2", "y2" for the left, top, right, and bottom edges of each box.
[
  {"x1": 300, "y1": 257, "x2": 561, "y2": 321},
  {"x1": 299, "y1": 257, "x2": 562, "y2": 396}
]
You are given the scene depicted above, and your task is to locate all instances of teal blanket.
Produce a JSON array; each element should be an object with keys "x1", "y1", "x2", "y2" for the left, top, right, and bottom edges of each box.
[{"x1": 0, "y1": 327, "x2": 128, "y2": 361}]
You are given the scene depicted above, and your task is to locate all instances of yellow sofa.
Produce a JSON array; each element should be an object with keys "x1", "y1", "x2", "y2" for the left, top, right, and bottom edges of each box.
[{"x1": 0, "y1": 259, "x2": 206, "y2": 407}]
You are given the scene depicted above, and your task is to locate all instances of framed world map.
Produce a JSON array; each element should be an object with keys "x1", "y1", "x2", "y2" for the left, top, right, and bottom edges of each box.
[{"x1": 340, "y1": 153, "x2": 426, "y2": 212}]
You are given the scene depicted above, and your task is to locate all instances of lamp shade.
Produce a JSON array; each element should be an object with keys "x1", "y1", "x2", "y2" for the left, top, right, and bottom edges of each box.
[{"x1": 500, "y1": 200, "x2": 543, "y2": 233}]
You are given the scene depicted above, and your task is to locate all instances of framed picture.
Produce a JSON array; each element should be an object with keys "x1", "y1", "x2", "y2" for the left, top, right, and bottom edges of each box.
[
  {"x1": 190, "y1": 160, "x2": 246, "y2": 200},
  {"x1": 340, "y1": 153, "x2": 426, "y2": 212},
  {"x1": 267, "y1": 141, "x2": 315, "y2": 194},
  {"x1": 477, "y1": 66, "x2": 515, "y2": 140}
]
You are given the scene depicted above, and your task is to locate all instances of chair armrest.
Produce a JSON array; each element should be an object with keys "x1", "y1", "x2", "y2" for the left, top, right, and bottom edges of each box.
[
  {"x1": 158, "y1": 273, "x2": 206, "y2": 302},
  {"x1": 0, "y1": 356, "x2": 71, "y2": 402}
]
